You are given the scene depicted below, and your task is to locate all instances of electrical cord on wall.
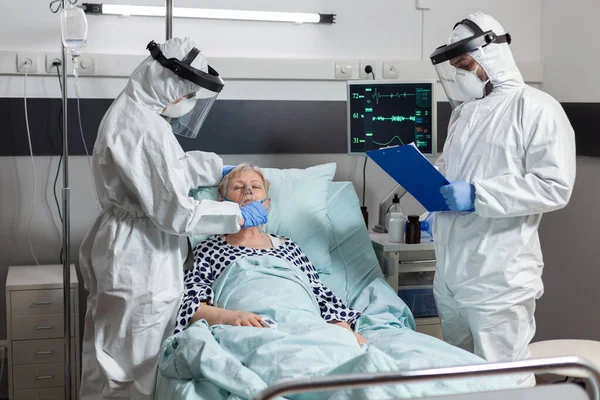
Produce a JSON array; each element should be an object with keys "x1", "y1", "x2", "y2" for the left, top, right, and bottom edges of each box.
[
  {"x1": 54, "y1": 64, "x2": 65, "y2": 264},
  {"x1": 23, "y1": 60, "x2": 40, "y2": 265},
  {"x1": 358, "y1": 63, "x2": 373, "y2": 227},
  {"x1": 361, "y1": 64, "x2": 374, "y2": 225},
  {"x1": 364, "y1": 65, "x2": 376, "y2": 80},
  {"x1": 54, "y1": 65, "x2": 64, "y2": 223}
]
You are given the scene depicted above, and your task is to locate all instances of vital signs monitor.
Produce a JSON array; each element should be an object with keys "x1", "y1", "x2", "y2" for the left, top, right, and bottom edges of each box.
[{"x1": 347, "y1": 80, "x2": 437, "y2": 155}]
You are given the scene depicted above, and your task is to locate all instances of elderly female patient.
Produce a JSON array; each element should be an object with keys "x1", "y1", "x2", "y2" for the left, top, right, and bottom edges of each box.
[{"x1": 174, "y1": 164, "x2": 366, "y2": 345}]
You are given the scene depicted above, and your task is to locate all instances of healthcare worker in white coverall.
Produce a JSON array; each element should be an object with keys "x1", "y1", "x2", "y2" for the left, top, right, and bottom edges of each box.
[
  {"x1": 78, "y1": 38, "x2": 268, "y2": 399},
  {"x1": 428, "y1": 12, "x2": 576, "y2": 386}
]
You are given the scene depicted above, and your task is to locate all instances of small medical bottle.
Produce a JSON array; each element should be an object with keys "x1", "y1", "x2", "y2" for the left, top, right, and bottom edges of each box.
[
  {"x1": 388, "y1": 212, "x2": 405, "y2": 243},
  {"x1": 385, "y1": 193, "x2": 403, "y2": 232},
  {"x1": 405, "y1": 215, "x2": 421, "y2": 244}
]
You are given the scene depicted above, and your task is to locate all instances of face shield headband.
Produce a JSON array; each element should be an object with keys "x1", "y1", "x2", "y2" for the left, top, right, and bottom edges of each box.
[
  {"x1": 429, "y1": 19, "x2": 512, "y2": 66},
  {"x1": 146, "y1": 40, "x2": 224, "y2": 94}
]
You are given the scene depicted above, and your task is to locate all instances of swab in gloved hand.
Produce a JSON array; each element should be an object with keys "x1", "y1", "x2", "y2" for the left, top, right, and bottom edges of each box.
[{"x1": 240, "y1": 200, "x2": 269, "y2": 228}]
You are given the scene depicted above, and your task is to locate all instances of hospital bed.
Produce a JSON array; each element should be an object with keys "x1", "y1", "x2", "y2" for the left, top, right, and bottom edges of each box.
[
  {"x1": 156, "y1": 180, "x2": 599, "y2": 399},
  {"x1": 255, "y1": 356, "x2": 600, "y2": 400}
]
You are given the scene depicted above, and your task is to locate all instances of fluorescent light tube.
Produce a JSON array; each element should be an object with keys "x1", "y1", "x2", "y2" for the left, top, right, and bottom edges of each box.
[{"x1": 86, "y1": 4, "x2": 335, "y2": 24}]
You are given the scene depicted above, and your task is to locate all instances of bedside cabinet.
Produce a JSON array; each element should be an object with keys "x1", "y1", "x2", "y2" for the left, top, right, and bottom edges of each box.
[
  {"x1": 6, "y1": 265, "x2": 80, "y2": 400},
  {"x1": 369, "y1": 233, "x2": 443, "y2": 341}
]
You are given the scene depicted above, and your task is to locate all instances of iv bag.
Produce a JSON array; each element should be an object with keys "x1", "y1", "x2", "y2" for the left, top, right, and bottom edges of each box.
[{"x1": 61, "y1": 6, "x2": 88, "y2": 51}]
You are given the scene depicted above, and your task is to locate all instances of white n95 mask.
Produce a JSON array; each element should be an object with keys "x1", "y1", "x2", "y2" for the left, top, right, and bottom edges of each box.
[
  {"x1": 161, "y1": 97, "x2": 196, "y2": 118},
  {"x1": 455, "y1": 65, "x2": 489, "y2": 100}
]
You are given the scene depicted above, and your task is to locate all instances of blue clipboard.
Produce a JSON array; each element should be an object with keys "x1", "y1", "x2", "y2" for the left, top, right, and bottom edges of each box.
[{"x1": 367, "y1": 144, "x2": 450, "y2": 212}]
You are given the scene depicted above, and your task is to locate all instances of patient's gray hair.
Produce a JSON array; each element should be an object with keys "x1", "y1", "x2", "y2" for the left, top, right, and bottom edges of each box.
[{"x1": 218, "y1": 164, "x2": 270, "y2": 198}]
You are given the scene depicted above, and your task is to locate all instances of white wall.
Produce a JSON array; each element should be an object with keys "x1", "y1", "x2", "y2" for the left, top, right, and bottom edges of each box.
[
  {"x1": 2, "y1": 0, "x2": 542, "y2": 59},
  {"x1": 0, "y1": 0, "x2": 544, "y2": 350},
  {"x1": 534, "y1": 0, "x2": 600, "y2": 341},
  {"x1": 540, "y1": 0, "x2": 600, "y2": 102}
]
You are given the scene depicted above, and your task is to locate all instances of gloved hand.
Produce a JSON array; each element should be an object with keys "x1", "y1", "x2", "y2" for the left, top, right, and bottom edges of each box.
[
  {"x1": 440, "y1": 181, "x2": 476, "y2": 212},
  {"x1": 420, "y1": 212, "x2": 434, "y2": 237},
  {"x1": 222, "y1": 165, "x2": 236, "y2": 177},
  {"x1": 240, "y1": 201, "x2": 268, "y2": 228}
]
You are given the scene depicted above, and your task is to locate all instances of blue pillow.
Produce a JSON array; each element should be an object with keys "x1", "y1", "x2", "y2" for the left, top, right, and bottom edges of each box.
[
  {"x1": 262, "y1": 163, "x2": 336, "y2": 275},
  {"x1": 188, "y1": 163, "x2": 337, "y2": 275}
]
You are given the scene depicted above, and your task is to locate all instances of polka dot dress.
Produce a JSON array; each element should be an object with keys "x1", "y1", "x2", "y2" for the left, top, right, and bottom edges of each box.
[{"x1": 174, "y1": 234, "x2": 360, "y2": 334}]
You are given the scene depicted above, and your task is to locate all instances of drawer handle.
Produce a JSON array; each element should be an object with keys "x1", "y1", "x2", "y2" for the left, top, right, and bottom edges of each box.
[
  {"x1": 36, "y1": 374, "x2": 55, "y2": 380},
  {"x1": 34, "y1": 325, "x2": 54, "y2": 330},
  {"x1": 32, "y1": 300, "x2": 53, "y2": 305},
  {"x1": 398, "y1": 259, "x2": 437, "y2": 264},
  {"x1": 35, "y1": 350, "x2": 55, "y2": 356}
]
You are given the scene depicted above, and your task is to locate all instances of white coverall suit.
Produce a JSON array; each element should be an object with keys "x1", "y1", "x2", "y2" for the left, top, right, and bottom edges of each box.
[
  {"x1": 78, "y1": 38, "x2": 242, "y2": 399},
  {"x1": 432, "y1": 12, "x2": 577, "y2": 379}
]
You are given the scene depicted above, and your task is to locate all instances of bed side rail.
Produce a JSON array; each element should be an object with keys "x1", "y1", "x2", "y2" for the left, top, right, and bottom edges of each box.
[{"x1": 254, "y1": 356, "x2": 600, "y2": 400}]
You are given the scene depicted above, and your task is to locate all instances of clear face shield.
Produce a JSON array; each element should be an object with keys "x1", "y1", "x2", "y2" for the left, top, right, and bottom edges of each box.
[
  {"x1": 429, "y1": 19, "x2": 511, "y2": 109},
  {"x1": 147, "y1": 40, "x2": 225, "y2": 139},
  {"x1": 162, "y1": 89, "x2": 219, "y2": 139}
]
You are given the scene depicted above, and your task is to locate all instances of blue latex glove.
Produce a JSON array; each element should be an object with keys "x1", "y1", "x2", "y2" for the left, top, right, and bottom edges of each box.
[
  {"x1": 420, "y1": 213, "x2": 434, "y2": 237},
  {"x1": 222, "y1": 165, "x2": 236, "y2": 177},
  {"x1": 240, "y1": 201, "x2": 268, "y2": 228},
  {"x1": 440, "y1": 181, "x2": 476, "y2": 212}
]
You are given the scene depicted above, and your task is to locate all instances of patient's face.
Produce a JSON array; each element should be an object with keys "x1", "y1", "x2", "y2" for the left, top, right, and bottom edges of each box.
[{"x1": 224, "y1": 171, "x2": 268, "y2": 208}]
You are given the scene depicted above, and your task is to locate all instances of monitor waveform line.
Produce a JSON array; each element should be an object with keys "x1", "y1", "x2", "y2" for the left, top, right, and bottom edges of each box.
[
  {"x1": 369, "y1": 88, "x2": 416, "y2": 104},
  {"x1": 372, "y1": 115, "x2": 416, "y2": 122},
  {"x1": 372, "y1": 136, "x2": 406, "y2": 146}
]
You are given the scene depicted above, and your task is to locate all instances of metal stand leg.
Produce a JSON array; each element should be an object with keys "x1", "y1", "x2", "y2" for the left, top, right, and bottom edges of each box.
[{"x1": 60, "y1": 2, "x2": 72, "y2": 396}]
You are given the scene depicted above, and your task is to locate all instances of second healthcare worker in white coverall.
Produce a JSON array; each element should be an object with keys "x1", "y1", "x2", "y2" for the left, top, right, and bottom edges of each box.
[
  {"x1": 428, "y1": 12, "x2": 576, "y2": 385},
  {"x1": 79, "y1": 38, "x2": 268, "y2": 399}
]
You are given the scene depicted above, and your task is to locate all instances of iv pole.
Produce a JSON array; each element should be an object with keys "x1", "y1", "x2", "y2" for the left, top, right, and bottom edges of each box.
[
  {"x1": 58, "y1": 1, "x2": 173, "y2": 396},
  {"x1": 60, "y1": 0, "x2": 72, "y2": 398},
  {"x1": 166, "y1": 0, "x2": 173, "y2": 40}
]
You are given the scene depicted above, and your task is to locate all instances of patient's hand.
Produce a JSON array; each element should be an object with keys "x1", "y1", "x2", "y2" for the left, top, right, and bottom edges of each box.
[
  {"x1": 192, "y1": 304, "x2": 263, "y2": 328},
  {"x1": 222, "y1": 310, "x2": 263, "y2": 328},
  {"x1": 329, "y1": 321, "x2": 368, "y2": 346}
]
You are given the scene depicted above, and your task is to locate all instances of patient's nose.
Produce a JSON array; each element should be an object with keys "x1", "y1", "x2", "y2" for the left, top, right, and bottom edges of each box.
[{"x1": 243, "y1": 185, "x2": 255, "y2": 196}]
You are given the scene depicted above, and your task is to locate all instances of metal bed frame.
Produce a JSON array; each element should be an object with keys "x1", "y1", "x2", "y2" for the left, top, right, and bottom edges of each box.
[{"x1": 254, "y1": 356, "x2": 600, "y2": 400}]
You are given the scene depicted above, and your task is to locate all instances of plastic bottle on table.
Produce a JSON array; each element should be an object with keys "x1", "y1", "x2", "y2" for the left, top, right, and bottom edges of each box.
[{"x1": 388, "y1": 212, "x2": 405, "y2": 243}]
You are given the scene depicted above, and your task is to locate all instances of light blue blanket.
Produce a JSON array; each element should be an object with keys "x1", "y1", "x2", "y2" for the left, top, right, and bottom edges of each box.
[{"x1": 155, "y1": 256, "x2": 517, "y2": 399}]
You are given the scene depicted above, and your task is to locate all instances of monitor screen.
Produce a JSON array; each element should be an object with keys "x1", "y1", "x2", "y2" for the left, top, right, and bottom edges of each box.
[{"x1": 347, "y1": 81, "x2": 436, "y2": 155}]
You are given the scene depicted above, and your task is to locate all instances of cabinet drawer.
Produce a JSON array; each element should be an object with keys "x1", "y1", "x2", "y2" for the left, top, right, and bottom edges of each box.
[
  {"x1": 13, "y1": 362, "x2": 76, "y2": 390},
  {"x1": 11, "y1": 289, "x2": 76, "y2": 316},
  {"x1": 396, "y1": 260, "x2": 436, "y2": 274},
  {"x1": 14, "y1": 386, "x2": 77, "y2": 400},
  {"x1": 12, "y1": 314, "x2": 75, "y2": 340},
  {"x1": 12, "y1": 338, "x2": 75, "y2": 365}
]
